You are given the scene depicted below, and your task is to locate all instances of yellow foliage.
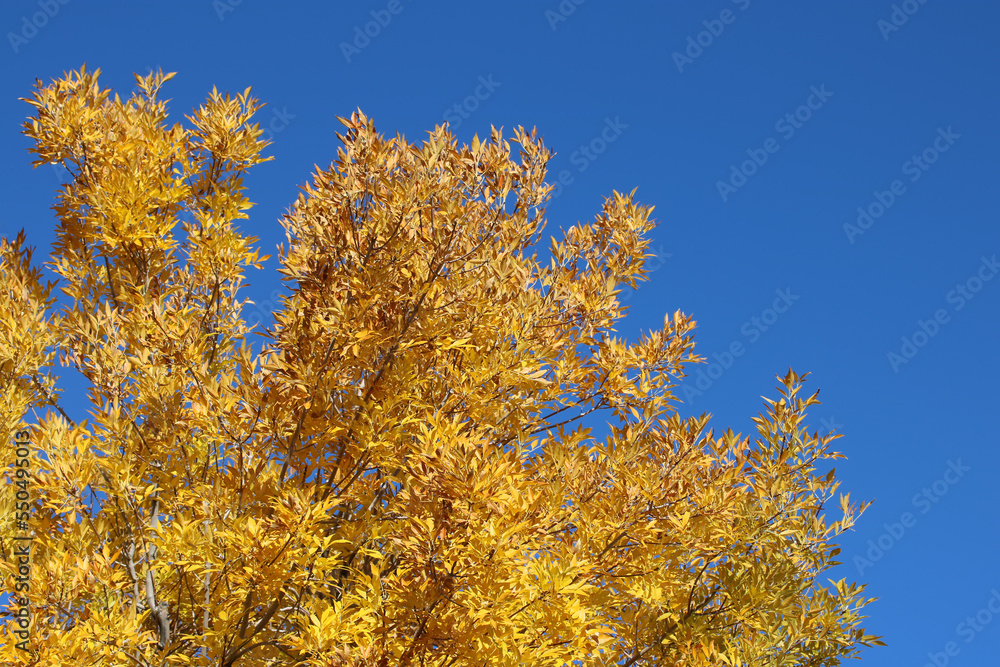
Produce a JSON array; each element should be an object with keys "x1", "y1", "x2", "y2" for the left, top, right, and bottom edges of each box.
[{"x1": 0, "y1": 67, "x2": 881, "y2": 666}]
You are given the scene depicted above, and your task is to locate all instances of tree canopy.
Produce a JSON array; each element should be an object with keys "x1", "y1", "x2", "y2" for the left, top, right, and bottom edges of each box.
[{"x1": 0, "y1": 66, "x2": 880, "y2": 666}]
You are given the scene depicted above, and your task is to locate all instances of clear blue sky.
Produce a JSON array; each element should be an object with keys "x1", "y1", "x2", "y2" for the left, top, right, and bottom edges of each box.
[{"x1": 2, "y1": 1, "x2": 998, "y2": 663}]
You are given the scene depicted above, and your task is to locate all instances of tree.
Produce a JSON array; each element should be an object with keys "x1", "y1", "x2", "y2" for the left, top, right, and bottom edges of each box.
[{"x1": 0, "y1": 66, "x2": 881, "y2": 666}]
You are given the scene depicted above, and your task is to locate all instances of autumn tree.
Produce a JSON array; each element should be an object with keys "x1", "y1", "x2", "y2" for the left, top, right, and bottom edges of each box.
[{"x1": 0, "y1": 67, "x2": 880, "y2": 666}]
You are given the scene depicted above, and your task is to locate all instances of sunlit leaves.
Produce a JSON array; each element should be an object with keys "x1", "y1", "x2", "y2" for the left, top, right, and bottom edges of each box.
[{"x1": 0, "y1": 67, "x2": 878, "y2": 666}]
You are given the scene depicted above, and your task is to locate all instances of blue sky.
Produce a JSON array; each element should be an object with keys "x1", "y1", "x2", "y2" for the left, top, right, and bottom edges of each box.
[{"x1": 2, "y1": 1, "x2": 998, "y2": 663}]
